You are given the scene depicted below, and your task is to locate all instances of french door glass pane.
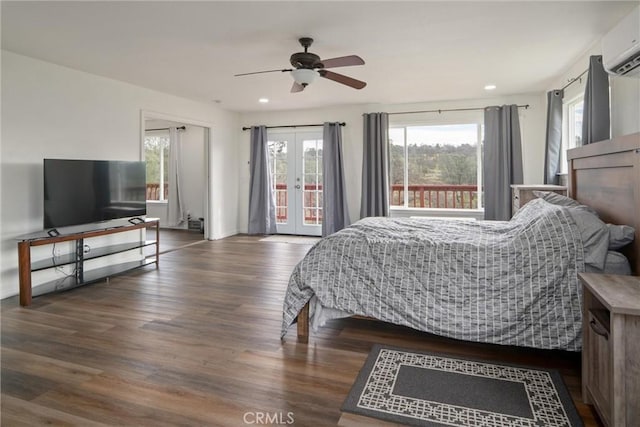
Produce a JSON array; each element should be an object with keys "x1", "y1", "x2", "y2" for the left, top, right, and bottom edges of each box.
[
  {"x1": 268, "y1": 139, "x2": 289, "y2": 224},
  {"x1": 302, "y1": 139, "x2": 322, "y2": 225}
]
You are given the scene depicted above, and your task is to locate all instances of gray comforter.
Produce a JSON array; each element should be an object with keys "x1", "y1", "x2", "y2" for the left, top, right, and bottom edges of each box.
[{"x1": 281, "y1": 199, "x2": 586, "y2": 351}]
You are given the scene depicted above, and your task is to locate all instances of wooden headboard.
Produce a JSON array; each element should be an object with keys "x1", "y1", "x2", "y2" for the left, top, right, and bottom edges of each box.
[{"x1": 567, "y1": 132, "x2": 640, "y2": 275}]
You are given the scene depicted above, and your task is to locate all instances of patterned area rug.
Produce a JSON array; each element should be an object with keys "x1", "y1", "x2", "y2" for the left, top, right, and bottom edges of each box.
[
  {"x1": 342, "y1": 345, "x2": 583, "y2": 427},
  {"x1": 259, "y1": 235, "x2": 321, "y2": 245}
]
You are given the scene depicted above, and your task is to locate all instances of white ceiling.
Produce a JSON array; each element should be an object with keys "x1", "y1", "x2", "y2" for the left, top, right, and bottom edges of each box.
[{"x1": 2, "y1": 1, "x2": 637, "y2": 112}]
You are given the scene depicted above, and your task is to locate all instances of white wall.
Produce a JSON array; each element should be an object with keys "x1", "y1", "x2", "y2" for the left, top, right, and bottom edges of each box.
[
  {"x1": 237, "y1": 92, "x2": 547, "y2": 232},
  {"x1": 610, "y1": 75, "x2": 640, "y2": 137},
  {"x1": 548, "y1": 41, "x2": 640, "y2": 137},
  {"x1": 0, "y1": 51, "x2": 240, "y2": 299}
]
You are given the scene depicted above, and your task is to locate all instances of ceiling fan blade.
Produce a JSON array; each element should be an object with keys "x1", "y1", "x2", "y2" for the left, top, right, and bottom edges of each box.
[
  {"x1": 319, "y1": 55, "x2": 365, "y2": 69},
  {"x1": 291, "y1": 82, "x2": 305, "y2": 93},
  {"x1": 318, "y1": 70, "x2": 366, "y2": 89},
  {"x1": 234, "y1": 68, "x2": 292, "y2": 77}
]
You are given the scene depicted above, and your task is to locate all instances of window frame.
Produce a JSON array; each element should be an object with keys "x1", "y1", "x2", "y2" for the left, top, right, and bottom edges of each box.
[
  {"x1": 388, "y1": 112, "x2": 484, "y2": 214},
  {"x1": 560, "y1": 93, "x2": 584, "y2": 174}
]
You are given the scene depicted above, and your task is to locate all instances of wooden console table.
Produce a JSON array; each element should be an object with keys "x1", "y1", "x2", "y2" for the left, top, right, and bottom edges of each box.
[{"x1": 17, "y1": 218, "x2": 160, "y2": 306}]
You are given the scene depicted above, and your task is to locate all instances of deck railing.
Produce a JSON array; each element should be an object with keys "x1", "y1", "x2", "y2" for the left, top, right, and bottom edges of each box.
[
  {"x1": 148, "y1": 182, "x2": 476, "y2": 217},
  {"x1": 390, "y1": 184, "x2": 479, "y2": 209},
  {"x1": 273, "y1": 183, "x2": 478, "y2": 222},
  {"x1": 274, "y1": 183, "x2": 322, "y2": 222},
  {"x1": 146, "y1": 183, "x2": 169, "y2": 201}
]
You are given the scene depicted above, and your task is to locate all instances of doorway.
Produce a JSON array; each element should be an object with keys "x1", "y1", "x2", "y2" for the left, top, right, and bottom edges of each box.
[
  {"x1": 141, "y1": 110, "x2": 213, "y2": 246},
  {"x1": 268, "y1": 131, "x2": 323, "y2": 236}
]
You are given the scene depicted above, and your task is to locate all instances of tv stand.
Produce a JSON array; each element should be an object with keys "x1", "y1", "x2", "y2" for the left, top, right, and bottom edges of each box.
[{"x1": 17, "y1": 218, "x2": 160, "y2": 306}]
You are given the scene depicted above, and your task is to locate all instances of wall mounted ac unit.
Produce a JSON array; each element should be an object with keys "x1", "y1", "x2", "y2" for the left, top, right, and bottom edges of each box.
[{"x1": 602, "y1": 6, "x2": 640, "y2": 77}]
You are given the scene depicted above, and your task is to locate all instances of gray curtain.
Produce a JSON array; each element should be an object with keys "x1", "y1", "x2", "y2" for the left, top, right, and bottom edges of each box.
[
  {"x1": 360, "y1": 112, "x2": 389, "y2": 218},
  {"x1": 582, "y1": 55, "x2": 610, "y2": 145},
  {"x1": 322, "y1": 122, "x2": 350, "y2": 237},
  {"x1": 483, "y1": 105, "x2": 523, "y2": 220},
  {"x1": 248, "y1": 126, "x2": 277, "y2": 235},
  {"x1": 167, "y1": 126, "x2": 185, "y2": 226},
  {"x1": 544, "y1": 89, "x2": 564, "y2": 184}
]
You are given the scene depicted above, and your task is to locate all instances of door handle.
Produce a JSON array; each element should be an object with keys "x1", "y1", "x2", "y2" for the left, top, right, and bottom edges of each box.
[
  {"x1": 589, "y1": 319, "x2": 609, "y2": 340},
  {"x1": 295, "y1": 185, "x2": 301, "y2": 189}
]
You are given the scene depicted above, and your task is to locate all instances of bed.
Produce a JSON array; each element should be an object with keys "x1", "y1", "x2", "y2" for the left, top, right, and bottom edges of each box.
[{"x1": 281, "y1": 132, "x2": 640, "y2": 351}]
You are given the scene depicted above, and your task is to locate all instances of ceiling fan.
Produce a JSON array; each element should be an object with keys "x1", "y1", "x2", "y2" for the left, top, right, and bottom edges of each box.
[{"x1": 234, "y1": 37, "x2": 366, "y2": 93}]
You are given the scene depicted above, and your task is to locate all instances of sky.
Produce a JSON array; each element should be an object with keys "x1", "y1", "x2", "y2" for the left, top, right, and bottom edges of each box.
[{"x1": 389, "y1": 124, "x2": 481, "y2": 147}]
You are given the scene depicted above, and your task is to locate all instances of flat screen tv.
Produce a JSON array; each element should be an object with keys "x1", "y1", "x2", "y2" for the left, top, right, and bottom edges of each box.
[{"x1": 44, "y1": 159, "x2": 147, "y2": 229}]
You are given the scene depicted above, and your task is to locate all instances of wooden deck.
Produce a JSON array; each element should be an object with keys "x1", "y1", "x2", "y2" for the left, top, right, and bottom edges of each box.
[{"x1": 1, "y1": 235, "x2": 603, "y2": 426}]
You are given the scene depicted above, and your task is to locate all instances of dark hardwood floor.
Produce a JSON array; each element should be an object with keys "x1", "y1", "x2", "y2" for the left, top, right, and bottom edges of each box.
[
  {"x1": 158, "y1": 228, "x2": 206, "y2": 253},
  {"x1": 1, "y1": 235, "x2": 602, "y2": 426}
]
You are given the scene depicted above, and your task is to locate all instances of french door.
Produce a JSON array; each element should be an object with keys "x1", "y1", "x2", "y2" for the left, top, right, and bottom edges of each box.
[{"x1": 268, "y1": 131, "x2": 322, "y2": 236}]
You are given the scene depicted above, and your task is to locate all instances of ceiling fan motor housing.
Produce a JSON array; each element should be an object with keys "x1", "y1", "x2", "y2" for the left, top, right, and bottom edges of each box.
[
  {"x1": 234, "y1": 36, "x2": 366, "y2": 92},
  {"x1": 290, "y1": 52, "x2": 321, "y2": 69}
]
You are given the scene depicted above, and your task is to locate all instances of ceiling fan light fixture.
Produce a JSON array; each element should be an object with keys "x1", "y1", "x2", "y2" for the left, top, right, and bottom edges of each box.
[{"x1": 291, "y1": 69, "x2": 318, "y2": 86}]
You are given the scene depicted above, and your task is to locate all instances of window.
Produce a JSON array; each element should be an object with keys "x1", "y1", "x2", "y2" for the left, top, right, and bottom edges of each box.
[
  {"x1": 144, "y1": 132, "x2": 170, "y2": 201},
  {"x1": 560, "y1": 94, "x2": 584, "y2": 173},
  {"x1": 389, "y1": 122, "x2": 483, "y2": 210}
]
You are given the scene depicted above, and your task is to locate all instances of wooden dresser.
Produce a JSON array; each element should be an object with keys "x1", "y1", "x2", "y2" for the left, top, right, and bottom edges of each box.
[
  {"x1": 510, "y1": 184, "x2": 567, "y2": 215},
  {"x1": 579, "y1": 273, "x2": 640, "y2": 426}
]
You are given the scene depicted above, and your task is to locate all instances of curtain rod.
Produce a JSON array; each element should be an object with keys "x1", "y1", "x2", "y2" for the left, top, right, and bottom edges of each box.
[
  {"x1": 560, "y1": 68, "x2": 589, "y2": 92},
  {"x1": 146, "y1": 126, "x2": 186, "y2": 131},
  {"x1": 386, "y1": 104, "x2": 530, "y2": 116},
  {"x1": 242, "y1": 122, "x2": 345, "y2": 131}
]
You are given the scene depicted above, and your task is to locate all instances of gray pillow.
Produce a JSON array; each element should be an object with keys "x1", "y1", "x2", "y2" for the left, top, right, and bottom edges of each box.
[
  {"x1": 604, "y1": 251, "x2": 632, "y2": 275},
  {"x1": 564, "y1": 205, "x2": 609, "y2": 270},
  {"x1": 532, "y1": 190, "x2": 578, "y2": 207},
  {"x1": 533, "y1": 191, "x2": 599, "y2": 216},
  {"x1": 606, "y1": 224, "x2": 635, "y2": 250},
  {"x1": 583, "y1": 251, "x2": 632, "y2": 275}
]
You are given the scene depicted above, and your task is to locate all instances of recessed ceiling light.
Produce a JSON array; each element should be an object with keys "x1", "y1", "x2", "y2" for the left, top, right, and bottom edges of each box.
[
  {"x1": 484, "y1": 84, "x2": 497, "y2": 91},
  {"x1": 258, "y1": 98, "x2": 269, "y2": 103}
]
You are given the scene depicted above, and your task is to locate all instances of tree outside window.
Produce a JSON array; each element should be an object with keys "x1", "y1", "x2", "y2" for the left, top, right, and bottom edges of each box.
[
  {"x1": 389, "y1": 123, "x2": 483, "y2": 210},
  {"x1": 144, "y1": 133, "x2": 170, "y2": 201}
]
